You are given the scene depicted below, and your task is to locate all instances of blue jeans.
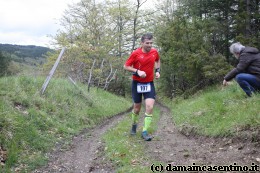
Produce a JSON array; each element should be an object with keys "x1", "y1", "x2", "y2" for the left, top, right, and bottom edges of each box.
[{"x1": 235, "y1": 73, "x2": 260, "y2": 96}]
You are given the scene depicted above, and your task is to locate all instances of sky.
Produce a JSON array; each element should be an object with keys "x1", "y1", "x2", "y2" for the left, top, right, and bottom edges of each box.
[
  {"x1": 0, "y1": 0, "x2": 156, "y2": 48},
  {"x1": 0, "y1": 0, "x2": 79, "y2": 48}
]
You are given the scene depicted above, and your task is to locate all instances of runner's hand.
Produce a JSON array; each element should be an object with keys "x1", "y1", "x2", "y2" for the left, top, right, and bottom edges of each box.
[
  {"x1": 155, "y1": 72, "x2": 160, "y2": 79},
  {"x1": 137, "y1": 70, "x2": 146, "y2": 78}
]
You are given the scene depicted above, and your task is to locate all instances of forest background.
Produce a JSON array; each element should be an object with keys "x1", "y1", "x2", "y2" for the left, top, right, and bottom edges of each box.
[{"x1": 1, "y1": 0, "x2": 260, "y2": 98}]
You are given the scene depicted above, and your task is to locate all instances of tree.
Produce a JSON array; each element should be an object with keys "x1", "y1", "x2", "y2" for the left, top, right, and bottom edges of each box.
[
  {"x1": 155, "y1": 0, "x2": 233, "y2": 97},
  {"x1": 0, "y1": 51, "x2": 10, "y2": 77},
  {"x1": 46, "y1": 0, "x2": 153, "y2": 95}
]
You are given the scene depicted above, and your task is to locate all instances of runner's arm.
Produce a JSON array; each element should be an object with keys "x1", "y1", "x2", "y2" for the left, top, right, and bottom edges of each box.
[
  {"x1": 155, "y1": 59, "x2": 161, "y2": 79},
  {"x1": 124, "y1": 65, "x2": 146, "y2": 78},
  {"x1": 123, "y1": 65, "x2": 138, "y2": 73},
  {"x1": 155, "y1": 59, "x2": 160, "y2": 70}
]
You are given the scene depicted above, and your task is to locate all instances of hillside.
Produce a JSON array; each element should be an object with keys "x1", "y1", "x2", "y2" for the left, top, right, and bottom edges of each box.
[
  {"x1": 0, "y1": 76, "x2": 132, "y2": 172},
  {"x1": 0, "y1": 76, "x2": 259, "y2": 172},
  {"x1": 164, "y1": 84, "x2": 260, "y2": 140},
  {"x1": 33, "y1": 82, "x2": 260, "y2": 173},
  {"x1": 0, "y1": 44, "x2": 53, "y2": 59},
  {"x1": 0, "y1": 44, "x2": 53, "y2": 68}
]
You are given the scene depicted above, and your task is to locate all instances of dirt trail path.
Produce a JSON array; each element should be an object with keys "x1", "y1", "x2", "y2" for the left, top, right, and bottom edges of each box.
[
  {"x1": 33, "y1": 103, "x2": 260, "y2": 173},
  {"x1": 147, "y1": 103, "x2": 260, "y2": 169},
  {"x1": 33, "y1": 109, "x2": 131, "y2": 173}
]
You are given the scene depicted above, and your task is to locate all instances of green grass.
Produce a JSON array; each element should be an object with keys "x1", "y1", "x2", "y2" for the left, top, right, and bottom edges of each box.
[
  {"x1": 102, "y1": 107, "x2": 161, "y2": 172},
  {"x1": 0, "y1": 76, "x2": 132, "y2": 172},
  {"x1": 1, "y1": 76, "x2": 259, "y2": 172},
  {"x1": 164, "y1": 83, "x2": 260, "y2": 137},
  {"x1": 98, "y1": 83, "x2": 259, "y2": 173}
]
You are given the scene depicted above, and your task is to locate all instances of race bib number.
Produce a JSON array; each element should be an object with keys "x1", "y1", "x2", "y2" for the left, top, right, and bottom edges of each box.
[{"x1": 137, "y1": 83, "x2": 151, "y2": 93}]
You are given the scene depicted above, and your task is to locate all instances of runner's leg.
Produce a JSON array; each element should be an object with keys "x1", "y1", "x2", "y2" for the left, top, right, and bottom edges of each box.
[
  {"x1": 143, "y1": 98, "x2": 154, "y2": 132},
  {"x1": 142, "y1": 82, "x2": 156, "y2": 141},
  {"x1": 132, "y1": 103, "x2": 141, "y2": 125},
  {"x1": 131, "y1": 81, "x2": 142, "y2": 134}
]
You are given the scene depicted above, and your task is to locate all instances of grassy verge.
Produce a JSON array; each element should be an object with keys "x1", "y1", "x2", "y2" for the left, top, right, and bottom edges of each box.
[
  {"x1": 0, "y1": 76, "x2": 132, "y2": 172},
  {"x1": 102, "y1": 106, "x2": 161, "y2": 172},
  {"x1": 163, "y1": 83, "x2": 260, "y2": 138},
  {"x1": 101, "y1": 82, "x2": 260, "y2": 172},
  {"x1": 1, "y1": 75, "x2": 259, "y2": 172}
]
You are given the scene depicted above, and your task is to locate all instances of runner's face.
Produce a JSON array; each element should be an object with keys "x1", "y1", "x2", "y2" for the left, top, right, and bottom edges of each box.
[{"x1": 141, "y1": 39, "x2": 153, "y2": 53}]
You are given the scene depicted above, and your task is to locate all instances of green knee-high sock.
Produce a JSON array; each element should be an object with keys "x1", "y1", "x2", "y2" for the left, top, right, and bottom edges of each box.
[
  {"x1": 131, "y1": 111, "x2": 139, "y2": 124},
  {"x1": 143, "y1": 113, "x2": 152, "y2": 131}
]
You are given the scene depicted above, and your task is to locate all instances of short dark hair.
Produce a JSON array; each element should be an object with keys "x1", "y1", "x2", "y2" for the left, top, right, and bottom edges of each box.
[{"x1": 141, "y1": 33, "x2": 153, "y2": 42}]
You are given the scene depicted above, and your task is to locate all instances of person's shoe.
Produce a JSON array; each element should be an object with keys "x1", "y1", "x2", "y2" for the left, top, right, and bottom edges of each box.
[
  {"x1": 130, "y1": 124, "x2": 137, "y2": 135},
  {"x1": 141, "y1": 131, "x2": 152, "y2": 141}
]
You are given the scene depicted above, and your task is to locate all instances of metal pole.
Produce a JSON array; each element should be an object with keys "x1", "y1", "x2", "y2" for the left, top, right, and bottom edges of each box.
[{"x1": 40, "y1": 47, "x2": 66, "y2": 95}]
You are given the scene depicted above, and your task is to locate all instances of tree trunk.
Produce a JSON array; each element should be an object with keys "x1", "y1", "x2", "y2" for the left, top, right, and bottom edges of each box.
[{"x1": 245, "y1": 0, "x2": 251, "y2": 38}]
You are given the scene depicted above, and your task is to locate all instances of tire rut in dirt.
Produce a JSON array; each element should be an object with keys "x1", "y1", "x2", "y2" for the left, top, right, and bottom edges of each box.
[
  {"x1": 145, "y1": 103, "x2": 260, "y2": 167},
  {"x1": 33, "y1": 108, "x2": 131, "y2": 173}
]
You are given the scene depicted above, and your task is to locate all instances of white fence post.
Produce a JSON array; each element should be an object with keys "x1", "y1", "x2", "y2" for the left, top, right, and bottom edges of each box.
[{"x1": 40, "y1": 47, "x2": 66, "y2": 95}]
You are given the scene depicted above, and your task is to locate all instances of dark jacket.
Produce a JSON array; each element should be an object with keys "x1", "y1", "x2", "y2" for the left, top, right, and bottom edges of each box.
[{"x1": 224, "y1": 47, "x2": 260, "y2": 81}]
